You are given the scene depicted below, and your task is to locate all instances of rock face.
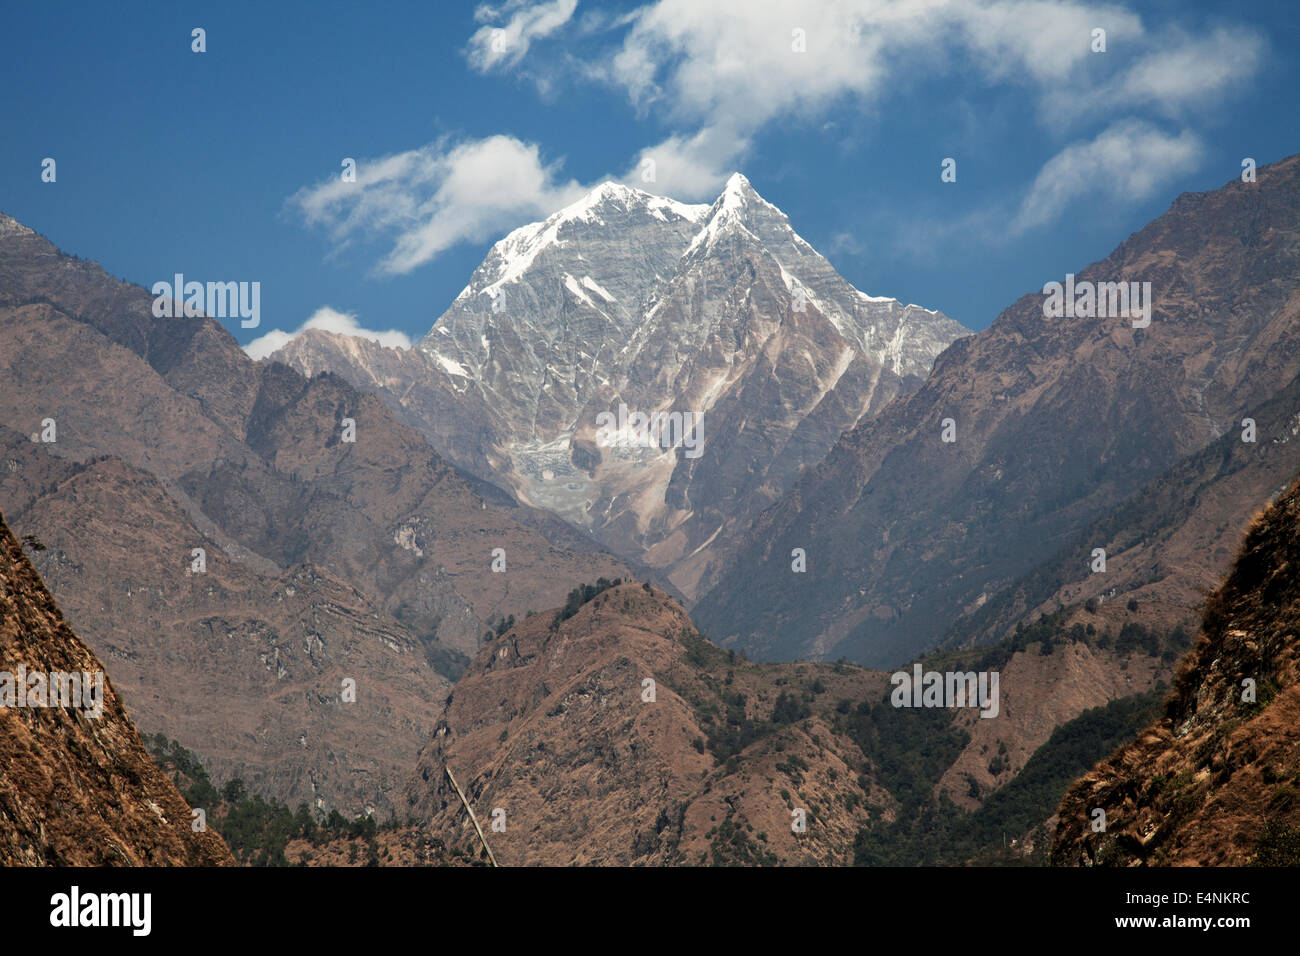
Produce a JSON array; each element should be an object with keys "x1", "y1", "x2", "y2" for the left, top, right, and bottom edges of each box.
[
  {"x1": 405, "y1": 581, "x2": 892, "y2": 865},
  {"x1": 0, "y1": 509, "x2": 233, "y2": 866},
  {"x1": 1052, "y1": 473, "x2": 1300, "y2": 867},
  {"x1": 694, "y1": 153, "x2": 1300, "y2": 667},
  {"x1": 941, "y1": 365, "x2": 1300, "y2": 659},
  {"x1": 273, "y1": 175, "x2": 968, "y2": 597},
  {"x1": 0, "y1": 209, "x2": 637, "y2": 815},
  {"x1": 0, "y1": 436, "x2": 447, "y2": 818}
]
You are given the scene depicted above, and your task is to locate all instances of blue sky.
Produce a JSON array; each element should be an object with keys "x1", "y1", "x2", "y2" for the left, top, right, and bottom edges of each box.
[{"x1": 2, "y1": 0, "x2": 1297, "y2": 351}]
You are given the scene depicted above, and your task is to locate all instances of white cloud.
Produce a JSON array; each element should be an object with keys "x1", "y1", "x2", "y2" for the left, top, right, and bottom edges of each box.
[
  {"x1": 594, "y1": 0, "x2": 1262, "y2": 211},
  {"x1": 597, "y1": 0, "x2": 1257, "y2": 133},
  {"x1": 620, "y1": 124, "x2": 753, "y2": 200},
  {"x1": 1102, "y1": 26, "x2": 1263, "y2": 115},
  {"x1": 289, "y1": 134, "x2": 588, "y2": 275},
  {"x1": 244, "y1": 307, "x2": 413, "y2": 361},
  {"x1": 947, "y1": 0, "x2": 1142, "y2": 87},
  {"x1": 1011, "y1": 120, "x2": 1203, "y2": 233},
  {"x1": 608, "y1": 0, "x2": 886, "y2": 139},
  {"x1": 468, "y1": 0, "x2": 578, "y2": 71},
  {"x1": 598, "y1": 0, "x2": 1113, "y2": 173},
  {"x1": 287, "y1": 0, "x2": 1266, "y2": 268}
]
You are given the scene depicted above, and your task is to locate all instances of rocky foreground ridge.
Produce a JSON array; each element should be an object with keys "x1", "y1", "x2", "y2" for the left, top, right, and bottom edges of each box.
[
  {"x1": 0, "y1": 510, "x2": 232, "y2": 865},
  {"x1": 1053, "y1": 474, "x2": 1300, "y2": 866}
]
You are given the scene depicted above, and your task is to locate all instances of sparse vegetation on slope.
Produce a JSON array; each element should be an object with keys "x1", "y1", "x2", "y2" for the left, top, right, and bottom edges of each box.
[{"x1": 1053, "y1": 472, "x2": 1300, "y2": 866}]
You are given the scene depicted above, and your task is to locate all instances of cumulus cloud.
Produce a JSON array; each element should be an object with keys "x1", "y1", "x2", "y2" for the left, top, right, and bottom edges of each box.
[
  {"x1": 244, "y1": 307, "x2": 413, "y2": 361},
  {"x1": 598, "y1": 0, "x2": 1258, "y2": 132},
  {"x1": 1011, "y1": 120, "x2": 1203, "y2": 233},
  {"x1": 288, "y1": 134, "x2": 588, "y2": 275},
  {"x1": 597, "y1": 0, "x2": 1260, "y2": 209},
  {"x1": 620, "y1": 124, "x2": 754, "y2": 200},
  {"x1": 288, "y1": 0, "x2": 1266, "y2": 268},
  {"x1": 467, "y1": 0, "x2": 578, "y2": 71}
]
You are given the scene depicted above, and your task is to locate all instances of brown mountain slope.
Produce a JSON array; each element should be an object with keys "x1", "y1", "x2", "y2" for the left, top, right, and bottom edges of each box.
[
  {"x1": 942, "y1": 365, "x2": 1300, "y2": 658},
  {"x1": 1052, "y1": 473, "x2": 1300, "y2": 866},
  {"x1": 401, "y1": 580, "x2": 1188, "y2": 866},
  {"x1": 0, "y1": 271, "x2": 635, "y2": 656},
  {"x1": 932, "y1": 636, "x2": 1166, "y2": 811},
  {"x1": 405, "y1": 582, "x2": 893, "y2": 865},
  {"x1": 0, "y1": 509, "x2": 233, "y2": 866},
  {"x1": 696, "y1": 153, "x2": 1300, "y2": 667},
  {"x1": 0, "y1": 210, "x2": 637, "y2": 812},
  {"x1": 0, "y1": 430, "x2": 445, "y2": 817}
]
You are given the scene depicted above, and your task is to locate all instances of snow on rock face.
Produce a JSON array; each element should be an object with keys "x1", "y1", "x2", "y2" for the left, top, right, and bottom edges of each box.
[
  {"x1": 685, "y1": 173, "x2": 759, "y2": 255},
  {"x1": 271, "y1": 174, "x2": 970, "y2": 598},
  {"x1": 457, "y1": 182, "x2": 709, "y2": 303},
  {"x1": 0, "y1": 212, "x2": 38, "y2": 239},
  {"x1": 581, "y1": 275, "x2": 616, "y2": 302},
  {"x1": 432, "y1": 353, "x2": 469, "y2": 377},
  {"x1": 566, "y1": 181, "x2": 708, "y2": 226}
]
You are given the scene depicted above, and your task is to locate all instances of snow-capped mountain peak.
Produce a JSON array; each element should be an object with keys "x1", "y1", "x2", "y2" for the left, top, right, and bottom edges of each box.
[
  {"x1": 270, "y1": 172, "x2": 969, "y2": 600},
  {"x1": 574, "y1": 180, "x2": 709, "y2": 224},
  {"x1": 685, "y1": 171, "x2": 811, "y2": 259},
  {"x1": 452, "y1": 181, "x2": 708, "y2": 304}
]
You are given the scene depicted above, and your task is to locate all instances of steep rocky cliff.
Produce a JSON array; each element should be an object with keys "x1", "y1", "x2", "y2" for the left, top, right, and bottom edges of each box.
[
  {"x1": 1052, "y1": 473, "x2": 1300, "y2": 866},
  {"x1": 0, "y1": 510, "x2": 233, "y2": 866}
]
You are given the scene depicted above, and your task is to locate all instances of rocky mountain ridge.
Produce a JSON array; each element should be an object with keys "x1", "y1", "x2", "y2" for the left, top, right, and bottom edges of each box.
[
  {"x1": 695, "y1": 153, "x2": 1300, "y2": 667},
  {"x1": 399, "y1": 578, "x2": 1176, "y2": 865},
  {"x1": 272, "y1": 174, "x2": 969, "y2": 597},
  {"x1": 0, "y1": 208, "x2": 638, "y2": 815}
]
